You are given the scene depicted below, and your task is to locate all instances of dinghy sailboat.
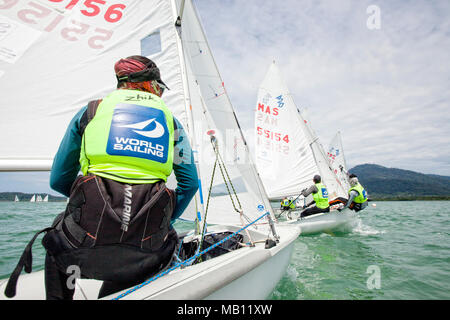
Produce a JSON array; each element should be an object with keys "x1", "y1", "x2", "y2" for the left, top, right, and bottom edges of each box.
[
  {"x1": 0, "y1": 0, "x2": 299, "y2": 300},
  {"x1": 327, "y1": 131, "x2": 351, "y2": 192},
  {"x1": 254, "y1": 62, "x2": 357, "y2": 234},
  {"x1": 14, "y1": 195, "x2": 19, "y2": 202}
]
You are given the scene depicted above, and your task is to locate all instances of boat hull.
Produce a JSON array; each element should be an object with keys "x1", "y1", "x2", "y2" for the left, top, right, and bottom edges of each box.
[
  {"x1": 0, "y1": 224, "x2": 300, "y2": 300},
  {"x1": 279, "y1": 209, "x2": 358, "y2": 235}
]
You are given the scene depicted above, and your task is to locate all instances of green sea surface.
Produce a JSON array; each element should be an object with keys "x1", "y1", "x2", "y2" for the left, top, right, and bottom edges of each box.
[{"x1": 0, "y1": 201, "x2": 449, "y2": 299}]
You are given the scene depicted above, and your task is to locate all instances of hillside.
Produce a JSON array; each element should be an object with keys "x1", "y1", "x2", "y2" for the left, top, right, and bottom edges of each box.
[{"x1": 349, "y1": 164, "x2": 450, "y2": 200}]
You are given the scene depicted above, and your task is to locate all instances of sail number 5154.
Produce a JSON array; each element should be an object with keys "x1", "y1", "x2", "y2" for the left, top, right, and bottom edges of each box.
[{"x1": 256, "y1": 127, "x2": 289, "y2": 143}]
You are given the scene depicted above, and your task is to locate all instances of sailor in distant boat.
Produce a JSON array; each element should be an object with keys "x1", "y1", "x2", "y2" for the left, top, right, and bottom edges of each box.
[
  {"x1": 4, "y1": 56, "x2": 198, "y2": 300},
  {"x1": 299, "y1": 175, "x2": 330, "y2": 218},
  {"x1": 339, "y1": 174, "x2": 368, "y2": 212},
  {"x1": 280, "y1": 197, "x2": 295, "y2": 211}
]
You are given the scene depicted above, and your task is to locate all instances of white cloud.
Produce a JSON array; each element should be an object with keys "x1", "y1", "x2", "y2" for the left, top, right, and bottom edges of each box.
[{"x1": 194, "y1": 0, "x2": 450, "y2": 175}]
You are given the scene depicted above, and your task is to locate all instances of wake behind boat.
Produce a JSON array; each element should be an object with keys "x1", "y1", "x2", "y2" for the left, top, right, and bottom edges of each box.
[{"x1": 0, "y1": 0, "x2": 300, "y2": 300}]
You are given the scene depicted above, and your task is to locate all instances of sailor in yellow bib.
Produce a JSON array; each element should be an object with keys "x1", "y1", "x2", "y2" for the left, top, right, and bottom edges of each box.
[
  {"x1": 3, "y1": 56, "x2": 199, "y2": 300},
  {"x1": 340, "y1": 175, "x2": 368, "y2": 212},
  {"x1": 280, "y1": 197, "x2": 296, "y2": 211},
  {"x1": 299, "y1": 175, "x2": 330, "y2": 218}
]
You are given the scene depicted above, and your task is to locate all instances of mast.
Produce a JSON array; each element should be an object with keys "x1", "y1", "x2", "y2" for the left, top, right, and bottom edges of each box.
[{"x1": 171, "y1": 0, "x2": 206, "y2": 235}]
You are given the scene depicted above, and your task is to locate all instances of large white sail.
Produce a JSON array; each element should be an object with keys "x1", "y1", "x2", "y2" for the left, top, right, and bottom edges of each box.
[
  {"x1": 0, "y1": 0, "x2": 188, "y2": 171},
  {"x1": 328, "y1": 131, "x2": 350, "y2": 192},
  {"x1": 177, "y1": 0, "x2": 274, "y2": 225},
  {"x1": 254, "y1": 62, "x2": 347, "y2": 201},
  {"x1": 43, "y1": 194, "x2": 49, "y2": 202},
  {"x1": 255, "y1": 62, "x2": 318, "y2": 200},
  {"x1": 299, "y1": 109, "x2": 347, "y2": 200}
]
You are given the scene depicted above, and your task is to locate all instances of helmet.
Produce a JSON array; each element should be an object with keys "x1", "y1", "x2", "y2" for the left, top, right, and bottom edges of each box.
[
  {"x1": 114, "y1": 55, "x2": 169, "y2": 95},
  {"x1": 349, "y1": 177, "x2": 359, "y2": 187}
]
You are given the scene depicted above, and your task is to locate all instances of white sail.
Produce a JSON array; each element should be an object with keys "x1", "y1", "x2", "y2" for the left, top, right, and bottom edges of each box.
[
  {"x1": 14, "y1": 195, "x2": 19, "y2": 202},
  {"x1": 254, "y1": 62, "x2": 347, "y2": 201},
  {"x1": 177, "y1": 0, "x2": 275, "y2": 225},
  {"x1": 36, "y1": 195, "x2": 42, "y2": 202},
  {"x1": 301, "y1": 111, "x2": 347, "y2": 199},
  {"x1": 0, "y1": 0, "x2": 188, "y2": 171},
  {"x1": 328, "y1": 132, "x2": 350, "y2": 192},
  {"x1": 29, "y1": 195, "x2": 35, "y2": 202},
  {"x1": 43, "y1": 195, "x2": 49, "y2": 202},
  {"x1": 255, "y1": 62, "x2": 318, "y2": 200}
]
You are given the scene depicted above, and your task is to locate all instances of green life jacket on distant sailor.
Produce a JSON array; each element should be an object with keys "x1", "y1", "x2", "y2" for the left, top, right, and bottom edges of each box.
[
  {"x1": 349, "y1": 183, "x2": 368, "y2": 204},
  {"x1": 313, "y1": 182, "x2": 330, "y2": 209},
  {"x1": 80, "y1": 89, "x2": 175, "y2": 184},
  {"x1": 281, "y1": 199, "x2": 295, "y2": 209}
]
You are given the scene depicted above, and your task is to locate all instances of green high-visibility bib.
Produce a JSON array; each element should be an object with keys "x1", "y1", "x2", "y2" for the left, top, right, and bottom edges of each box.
[
  {"x1": 80, "y1": 89, "x2": 174, "y2": 184},
  {"x1": 349, "y1": 183, "x2": 368, "y2": 204},
  {"x1": 313, "y1": 183, "x2": 330, "y2": 209}
]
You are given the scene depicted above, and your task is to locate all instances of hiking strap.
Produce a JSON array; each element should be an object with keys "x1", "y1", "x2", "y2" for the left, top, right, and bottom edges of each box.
[{"x1": 4, "y1": 227, "x2": 53, "y2": 298}]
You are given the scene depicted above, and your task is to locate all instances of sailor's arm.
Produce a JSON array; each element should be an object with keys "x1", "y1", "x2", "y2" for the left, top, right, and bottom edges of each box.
[
  {"x1": 342, "y1": 190, "x2": 358, "y2": 209},
  {"x1": 171, "y1": 118, "x2": 198, "y2": 223},
  {"x1": 301, "y1": 185, "x2": 318, "y2": 197},
  {"x1": 50, "y1": 106, "x2": 87, "y2": 197}
]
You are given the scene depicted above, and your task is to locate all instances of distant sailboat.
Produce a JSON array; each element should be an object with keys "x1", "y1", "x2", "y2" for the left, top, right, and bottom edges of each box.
[
  {"x1": 328, "y1": 131, "x2": 351, "y2": 192},
  {"x1": 29, "y1": 195, "x2": 35, "y2": 202},
  {"x1": 14, "y1": 195, "x2": 19, "y2": 202},
  {"x1": 36, "y1": 195, "x2": 42, "y2": 202},
  {"x1": 254, "y1": 62, "x2": 357, "y2": 235},
  {"x1": 43, "y1": 195, "x2": 49, "y2": 202}
]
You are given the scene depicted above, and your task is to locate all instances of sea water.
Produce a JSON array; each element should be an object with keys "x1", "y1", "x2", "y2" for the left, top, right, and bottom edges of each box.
[{"x1": 0, "y1": 201, "x2": 449, "y2": 299}]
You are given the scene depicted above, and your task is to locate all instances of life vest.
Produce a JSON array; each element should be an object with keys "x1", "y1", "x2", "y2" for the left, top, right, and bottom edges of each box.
[
  {"x1": 349, "y1": 183, "x2": 368, "y2": 204},
  {"x1": 281, "y1": 199, "x2": 295, "y2": 209},
  {"x1": 313, "y1": 183, "x2": 330, "y2": 209},
  {"x1": 80, "y1": 89, "x2": 175, "y2": 184}
]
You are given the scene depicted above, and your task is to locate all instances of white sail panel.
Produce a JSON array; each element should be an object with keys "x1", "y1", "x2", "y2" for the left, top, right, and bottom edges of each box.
[
  {"x1": 328, "y1": 131, "x2": 350, "y2": 192},
  {"x1": 177, "y1": 0, "x2": 273, "y2": 225},
  {"x1": 255, "y1": 62, "x2": 318, "y2": 200},
  {"x1": 300, "y1": 112, "x2": 347, "y2": 199},
  {"x1": 0, "y1": 0, "x2": 187, "y2": 170}
]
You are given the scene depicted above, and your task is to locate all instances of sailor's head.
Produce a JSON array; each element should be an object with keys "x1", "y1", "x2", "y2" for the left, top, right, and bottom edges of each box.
[
  {"x1": 349, "y1": 177, "x2": 359, "y2": 187},
  {"x1": 313, "y1": 175, "x2": 321, "y2": 183},
  {"x1": 114, "y1": 55, "x2": 169, "y2": 97}
]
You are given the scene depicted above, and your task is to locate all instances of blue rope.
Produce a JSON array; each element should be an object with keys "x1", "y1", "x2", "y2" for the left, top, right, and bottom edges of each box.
[{"x1": 111, "y1": 211, "x2": 269, "y2": 300}]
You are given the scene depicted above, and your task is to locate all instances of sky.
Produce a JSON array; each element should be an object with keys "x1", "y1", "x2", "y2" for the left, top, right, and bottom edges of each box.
[
  {"x1": 0, "y1": 0, "x2": 449, "y2": 195},
  {"x1": 193, "y1": 0, "x2": 450, "y2": 174}
]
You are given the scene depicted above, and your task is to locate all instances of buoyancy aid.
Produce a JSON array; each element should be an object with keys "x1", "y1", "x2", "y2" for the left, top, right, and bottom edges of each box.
[{"x1": 313, "y1": 183, "x2": 330, "y2": 209}]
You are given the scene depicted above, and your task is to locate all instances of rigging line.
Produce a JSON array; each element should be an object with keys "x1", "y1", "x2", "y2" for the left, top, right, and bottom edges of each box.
[
  {"x1": 111, "y1": 211, "x2": 270, "y2": 300},
  {"x1": 196, "y1": 156, "x2": 219, "y2": 263}
]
